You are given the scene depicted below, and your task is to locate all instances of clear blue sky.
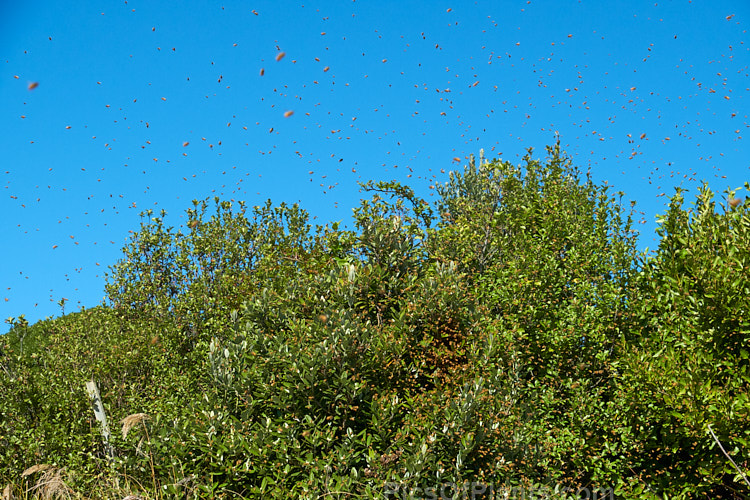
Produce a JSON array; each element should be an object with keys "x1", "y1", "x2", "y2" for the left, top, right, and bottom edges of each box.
[{"x1": 2, "y1": 1, "x2": 748, "y2": 332}]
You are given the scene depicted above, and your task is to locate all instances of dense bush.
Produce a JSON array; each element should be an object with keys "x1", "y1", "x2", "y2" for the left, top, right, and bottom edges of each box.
[
  {"x1": 617, "y1": 184, "x2": 750, "y2": 498},
  {"x1": 1, "y1": 142, "x2": 748, "y2": 499}
]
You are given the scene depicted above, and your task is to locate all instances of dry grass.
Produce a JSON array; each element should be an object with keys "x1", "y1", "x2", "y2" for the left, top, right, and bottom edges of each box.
[
  {"x1": 2, "y1": 483, "x2": 14, "y2": 500},
  {"x1": 2, "y1": 410, "x2": 200, "y2": 500},
  {"x1": 4, "y1": 469, "x2": 223, "y2": 500},
  {"x1": 20, "y1": 465, "x2": 73, "y2": 499},
  {"x1": 20, "y1": 466, "x2": 52, "y2": 479},
  {"x1": 120, "y1": 413, "x2": 158, "y2": 496},
  {"x1": 120, "y1": 413, "x2": 150, "y2": 440},
  {"x1": 5, "y1": 471, "x2": 172, "y2": 500}
]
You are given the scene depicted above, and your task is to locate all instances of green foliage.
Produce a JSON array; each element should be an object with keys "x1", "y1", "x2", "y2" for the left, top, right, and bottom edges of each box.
[
  {"x1": 1, "y1": 145, "x2": 748, "y2": 499},
  {"x1": 430, "y1": 142, "x2": 642, "y2": 489},
  {"x1": 618, "y1": 183, "x2": 750, "y2": 497},
  {"x1": 104, "y1": 198, "x2": 314, "y2": 359}
]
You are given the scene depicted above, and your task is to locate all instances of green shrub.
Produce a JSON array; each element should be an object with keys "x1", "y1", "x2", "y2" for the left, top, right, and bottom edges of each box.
[{"x1": 2, "y1": 144, "x2": 747, "y2": 499}]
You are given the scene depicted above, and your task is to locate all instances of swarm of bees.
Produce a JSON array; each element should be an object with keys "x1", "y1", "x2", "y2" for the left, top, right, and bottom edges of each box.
[{"x1": 4, "y1": 4, "x2": 746, "y2": 321}]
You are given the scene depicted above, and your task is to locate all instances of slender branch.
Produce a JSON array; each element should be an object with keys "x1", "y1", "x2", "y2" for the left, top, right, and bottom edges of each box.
[
  {"x1": 707, "y1": 424, "x2": 750, "y2": 489},
  {"x1": 628, "y1": 467, "x2": 656, "y2": 494}
]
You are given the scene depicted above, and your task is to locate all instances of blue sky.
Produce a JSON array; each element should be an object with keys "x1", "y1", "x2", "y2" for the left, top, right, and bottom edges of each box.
[{"x1": 2, "y1": 0, "x2": 748, "y2": 332}]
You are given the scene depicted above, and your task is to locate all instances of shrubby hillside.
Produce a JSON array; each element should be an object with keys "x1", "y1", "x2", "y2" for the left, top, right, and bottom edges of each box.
[{"x1": 1, "y1": 142, "x2": 748, "y2": 499}]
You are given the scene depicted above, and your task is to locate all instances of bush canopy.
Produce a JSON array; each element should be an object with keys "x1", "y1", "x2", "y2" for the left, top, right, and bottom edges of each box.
[{"x1": 2, "y1": 142, "x2": 748, "y2": 499}]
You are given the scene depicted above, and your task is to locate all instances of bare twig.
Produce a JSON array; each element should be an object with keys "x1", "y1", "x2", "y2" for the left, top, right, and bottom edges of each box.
[{"x1": 707, "y1": 424, "x2": 750, "y2": 489}]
